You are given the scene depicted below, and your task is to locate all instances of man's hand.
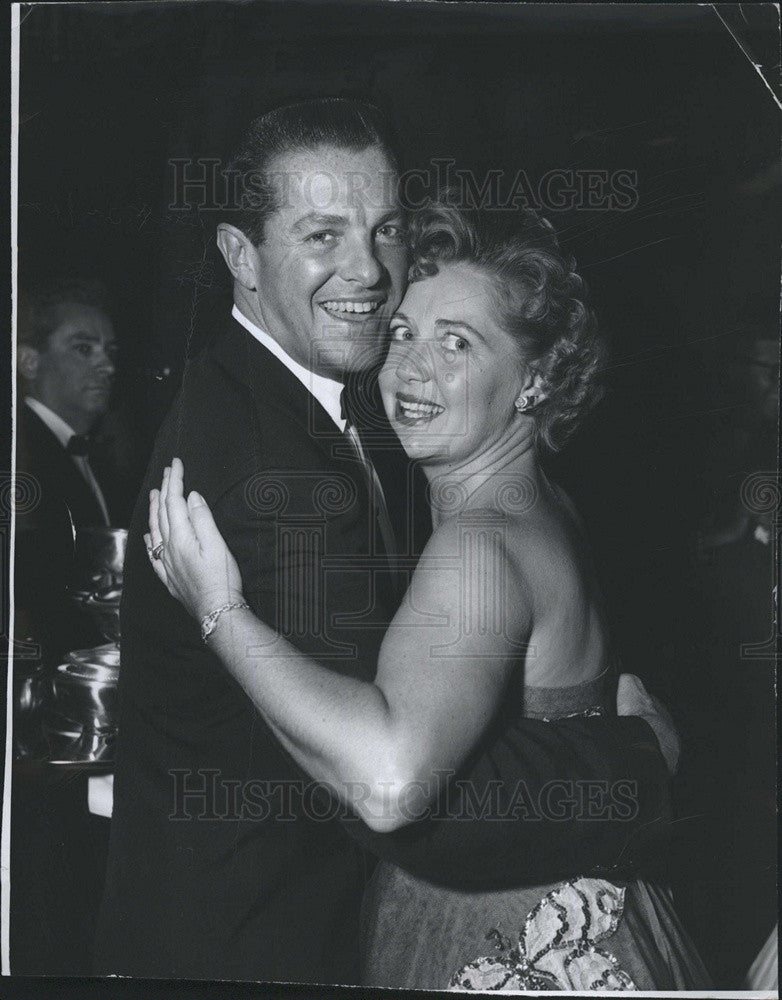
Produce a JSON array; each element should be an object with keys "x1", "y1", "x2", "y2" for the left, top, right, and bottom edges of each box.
[{"x1": 617, "y1": 673, "x2": 680, "y2": 776}]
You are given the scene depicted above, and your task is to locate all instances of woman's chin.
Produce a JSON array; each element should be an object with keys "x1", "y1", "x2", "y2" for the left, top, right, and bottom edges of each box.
[{"x1": 393, "y1": 427, "x2": 446, "y2": 463}]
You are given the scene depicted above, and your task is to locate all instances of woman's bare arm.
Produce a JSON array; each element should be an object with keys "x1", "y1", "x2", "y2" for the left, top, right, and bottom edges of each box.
[{"x1": 149, "y1": 460, "x2": 530, "y2": 831}]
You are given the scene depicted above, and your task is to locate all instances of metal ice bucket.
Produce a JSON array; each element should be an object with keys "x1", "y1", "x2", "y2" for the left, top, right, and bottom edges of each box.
[
  {"x1": 79, "y1": 587, "x2": 123, "y2": 643},
  {"x1": 52, "y1": 645, "x2": 120, "y2": 732},
  {"x1": 44, "y1": 526, "x2": 128, "y2": 762},
  {"x1": 45, "y1": 644, "x2": 120, "y2": 763},
  {"x1": 69, "y1": 527, "x2": 127, "y2": 634}
]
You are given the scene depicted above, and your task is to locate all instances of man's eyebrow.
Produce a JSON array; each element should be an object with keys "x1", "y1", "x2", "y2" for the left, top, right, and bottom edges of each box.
[
  {"x1": 435, "y1": 318, "x2": 486, "y2": 342},
  {"x1": 66, "y1": 330, "x2": 100, "y2": 341},
  {"x1": 66, "y1": 330, "x2": 117, "y2": 347},
  {"x1": 290, "y1": 212, "x2": 347, "y2": 234}
]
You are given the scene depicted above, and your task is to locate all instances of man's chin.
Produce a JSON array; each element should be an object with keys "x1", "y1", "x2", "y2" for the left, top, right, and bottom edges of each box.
[
  {"x1": 315, "y1": 314, "x2": 388, "y2": 362},
  {"x1": 81, "y1": 390, "x2": 111, "y2": 414},
  {"x1": 319, "y1": 337, "x2": 386, "y2": 376}
]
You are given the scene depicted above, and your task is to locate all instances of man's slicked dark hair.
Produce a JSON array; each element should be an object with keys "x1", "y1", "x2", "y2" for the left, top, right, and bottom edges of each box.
[
  {"x1": 18, "y1": 277, "x2": 112, "y2": 351},
  {"x1": 224, "y1": 98, "x2": 400, "y2": 245}
]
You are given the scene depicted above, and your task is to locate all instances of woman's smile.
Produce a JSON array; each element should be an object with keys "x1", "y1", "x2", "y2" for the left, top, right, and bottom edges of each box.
[{"x1": 394, "y1": 391, "x2": 446, "y2": 426}]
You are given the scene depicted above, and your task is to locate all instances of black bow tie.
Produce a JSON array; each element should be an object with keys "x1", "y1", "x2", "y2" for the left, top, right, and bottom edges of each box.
[{"x1": 66, "y1": 434, "x2": 94, "y2": 457}]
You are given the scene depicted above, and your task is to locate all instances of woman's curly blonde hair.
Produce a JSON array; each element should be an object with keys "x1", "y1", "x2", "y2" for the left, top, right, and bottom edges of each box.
[{"x1": 408, "y1": 195, "x2": 606, "y2": 452}]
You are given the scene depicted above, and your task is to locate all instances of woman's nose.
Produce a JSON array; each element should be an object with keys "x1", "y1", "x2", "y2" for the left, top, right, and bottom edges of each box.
[{"x1": 394, "y1": 343, "x2": 432, "y2": 384}]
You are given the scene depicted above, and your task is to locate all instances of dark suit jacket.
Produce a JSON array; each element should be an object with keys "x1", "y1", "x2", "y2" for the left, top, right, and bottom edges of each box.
[
  {"x1": 14, "y1": 402, "x2": 111, "y2": 663},
  {"x1": 12, "y1": 404, "x2": 116, "y2": 974},
  {"x1": 95, "y1": 317, "x2": 670, "y2": 983}
]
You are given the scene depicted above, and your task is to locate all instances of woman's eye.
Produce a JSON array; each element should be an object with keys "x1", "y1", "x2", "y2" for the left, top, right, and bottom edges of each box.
[
  {"x1": 376, "y1": 224, "x2": 407, "y2": 245},
  {"x1": 442, "y1": 333, "x2": 467, "y2": 352},
  {"x1": 390, "y1": 325, "x2": 413, "y2": 342}
]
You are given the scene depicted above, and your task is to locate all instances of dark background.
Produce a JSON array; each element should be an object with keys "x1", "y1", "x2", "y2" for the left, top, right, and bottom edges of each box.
[{"x1": 11, "y1": 0, "x2": 780, "y2": 990}]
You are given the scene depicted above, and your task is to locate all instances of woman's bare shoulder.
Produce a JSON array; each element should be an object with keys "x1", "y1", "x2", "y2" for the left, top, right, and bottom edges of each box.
[{"x1": 421, "y1": 509, "x2": 535, "y2": 613}]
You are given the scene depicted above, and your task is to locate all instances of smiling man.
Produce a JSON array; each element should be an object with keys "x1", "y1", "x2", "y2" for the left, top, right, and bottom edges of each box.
[
  {"x1": 95, "y1": 99, "x2": 676, "y2": 984},
  {"x1": 95, "y1": 98, "x2": 411, "y2": 984},
  {"x1": 218, "y1": 142, "x2": 406, "y2": 377}
]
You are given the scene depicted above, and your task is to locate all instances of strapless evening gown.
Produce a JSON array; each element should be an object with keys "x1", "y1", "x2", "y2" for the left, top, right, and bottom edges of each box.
[{"x1": 360, "y1": 670, "x2": 711, "y2": 991}]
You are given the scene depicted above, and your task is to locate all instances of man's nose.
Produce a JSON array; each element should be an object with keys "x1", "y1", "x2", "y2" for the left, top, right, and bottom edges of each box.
[
  {"x1": 339, "y1": 234, "x2": 383, "y2": 288},
  {"x1": 96, "y1": 347, "x2": 116, "y2": 376}
]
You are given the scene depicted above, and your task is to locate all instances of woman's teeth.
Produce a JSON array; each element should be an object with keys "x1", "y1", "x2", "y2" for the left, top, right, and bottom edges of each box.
[
  {"x1": 397, "y1": 398, "x2": 445, "y2": 421},
  {"x1": 321, "y1": 300, "x2": 381, "y2": 315}
]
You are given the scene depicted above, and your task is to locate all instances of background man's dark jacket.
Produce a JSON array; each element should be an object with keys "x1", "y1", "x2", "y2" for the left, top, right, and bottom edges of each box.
[
  {"x1": 12, "y1": 403, "x2": 117, "y2": 975},
  {"x1": 15, "y1": 402, "x2": 111, "y2": 662}
]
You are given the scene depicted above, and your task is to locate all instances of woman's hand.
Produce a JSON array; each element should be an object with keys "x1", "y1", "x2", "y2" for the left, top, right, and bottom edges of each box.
[{"x1": 146, "y1": 457, "x2": 245, "y2": 623}]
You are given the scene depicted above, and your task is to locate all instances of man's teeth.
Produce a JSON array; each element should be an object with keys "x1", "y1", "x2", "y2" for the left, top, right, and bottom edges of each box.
[
  {"x1": 322, "y1": 300, "x2": 381, "y2": 314},
  {"x1": 399, "y1": 399, "x2": 445, "y2": 418}
]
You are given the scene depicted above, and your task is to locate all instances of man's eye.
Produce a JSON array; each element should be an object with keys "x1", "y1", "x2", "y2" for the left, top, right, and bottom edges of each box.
[
  {"x1": 376, "y1": 224, "x2": 407, "y2": 245},
  {"x1": 390, "y1": 325, "x2": 413, "y2": 342},
  {"x1": 74, "y1": 344, "x2": 92, "y2": 356},
  {"x1": 307, "y1": 231, "x2": 336, "y2": 246},
  {"x1": 442, "y1": 333, "x2": 467, "y2": 352}
]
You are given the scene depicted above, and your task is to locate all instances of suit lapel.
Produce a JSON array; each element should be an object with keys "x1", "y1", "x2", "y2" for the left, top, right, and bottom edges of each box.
[
  {"x1": 206, "y1": 317, "x2": 407, "y2": 595},
  {"x1": 19, "y1": 405, "x2": 106, "y2": 527},
  {"x1": 209, "y1": 317, "x2": 350, "y2": 464}
]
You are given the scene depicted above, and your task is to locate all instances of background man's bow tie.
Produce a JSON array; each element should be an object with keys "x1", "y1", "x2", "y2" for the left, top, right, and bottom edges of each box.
[{"x1": 67, "y1": 434, "x2": 95, "y2": 457}]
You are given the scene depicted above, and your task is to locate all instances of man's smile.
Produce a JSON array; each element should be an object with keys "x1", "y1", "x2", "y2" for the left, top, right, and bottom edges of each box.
[{"x1": 319, "y1": 298, "x2": 385, "y2": 321}]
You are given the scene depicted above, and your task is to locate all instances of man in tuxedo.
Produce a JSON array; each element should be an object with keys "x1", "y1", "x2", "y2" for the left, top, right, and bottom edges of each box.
[
  {"x1": 12, "y1": 279, "x2": 118, "y2": 974},
  {"x1": 15, "y1": 278, "x2": 118, "y2": 662},
  {"x1": 95, "y1": 99, "x2": 674, "y2": 983}
]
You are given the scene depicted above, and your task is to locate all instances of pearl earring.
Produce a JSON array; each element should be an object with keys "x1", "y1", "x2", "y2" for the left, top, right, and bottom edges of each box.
[{"x1": 515, "y1": 394, "x2": 536, "y2": 412}]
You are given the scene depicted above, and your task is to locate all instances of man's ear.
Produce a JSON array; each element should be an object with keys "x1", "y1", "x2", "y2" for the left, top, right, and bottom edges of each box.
[
  {"x1": 216, "y1": 223, "x2": 258, "y2": 291},
  {"x1": 17, "y1": 345, "x2": 40, "y2": 382}
]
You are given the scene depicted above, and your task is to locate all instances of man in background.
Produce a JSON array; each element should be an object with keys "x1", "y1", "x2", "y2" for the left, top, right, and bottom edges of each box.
[
  {"x1": 15, "y1": 278, "x2": 118, "y2": 660},
  {"x1": 13, "y1": 277, "x2": 118, "y2": 973}
]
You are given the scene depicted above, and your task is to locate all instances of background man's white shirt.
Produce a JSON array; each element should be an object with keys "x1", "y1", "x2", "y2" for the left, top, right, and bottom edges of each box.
[{"x1": 24, "y1": 395, "x2": 111, "y2": 525}]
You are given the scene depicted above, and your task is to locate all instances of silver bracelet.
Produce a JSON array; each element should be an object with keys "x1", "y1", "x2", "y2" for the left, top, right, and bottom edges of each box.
[{"x1": 200, "y1": 601, "x2": 249, "y2": 642}]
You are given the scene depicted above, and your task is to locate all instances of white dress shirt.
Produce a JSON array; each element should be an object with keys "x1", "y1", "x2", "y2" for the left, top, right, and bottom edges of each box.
[
  {"x1": 232, "y1": 304, "x2": 346, "y2": 432},
  {"x1": 24, "y1": 396, "x2": 111, "y2": 525}
]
